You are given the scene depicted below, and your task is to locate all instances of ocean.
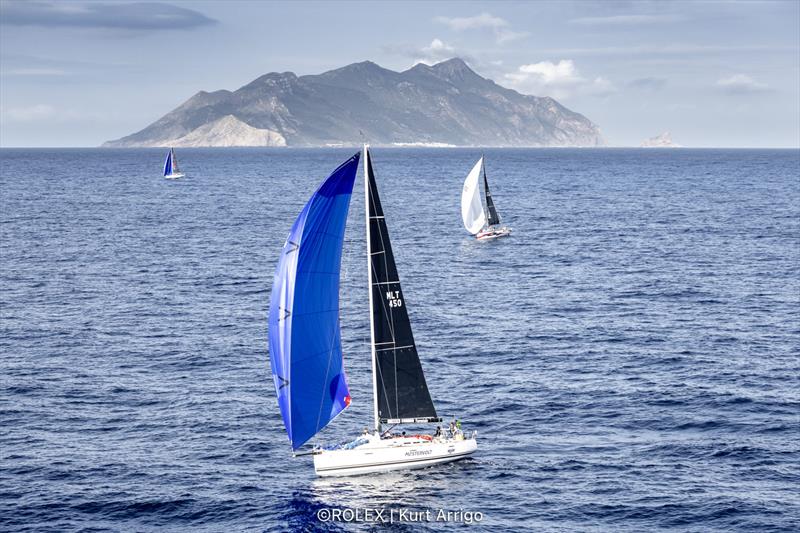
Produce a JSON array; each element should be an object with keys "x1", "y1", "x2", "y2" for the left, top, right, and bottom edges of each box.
[{"x1": 1, "y1": 147, "x2": 798, "y2": 531}]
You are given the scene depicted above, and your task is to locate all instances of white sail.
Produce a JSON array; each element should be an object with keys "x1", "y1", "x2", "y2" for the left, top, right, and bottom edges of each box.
[
  {"x1": 171, "y1": 149, "x2": 179, "y2": 173},
  {"x1": 461, "y1": 157, "x2": 486, "y2": 234}
]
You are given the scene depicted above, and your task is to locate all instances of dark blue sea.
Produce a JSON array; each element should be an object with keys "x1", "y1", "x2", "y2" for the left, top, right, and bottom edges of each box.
[{"x1": 1, "y1": 148, "x2": 798, "y2": 532}]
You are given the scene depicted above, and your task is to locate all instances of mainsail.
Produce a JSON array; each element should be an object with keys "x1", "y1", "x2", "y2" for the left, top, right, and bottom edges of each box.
[
  {"x1": 364, "y1": 147, "x2": 438, "y2": 427},
  {"x1": 268, "y1": 152, "x2": 360, "y2": 449},
  {"x1": 163, "y1": 149, "x2": 173, "y2": 177},
  {"x1": 171, "y1": 149, "x2": 180, "y2": 174},
  {"x1": 461, "y1": 157, "x2": 487, "y2": 234},
  {"x1": 483, "y1": 165, "x2": 501, "y2": 226}
]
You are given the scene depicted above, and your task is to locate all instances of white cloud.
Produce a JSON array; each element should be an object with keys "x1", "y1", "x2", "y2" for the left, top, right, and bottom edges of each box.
[
  {"x1": 0, "y1": 104, "x2": 112, "y2": 123},
  {"x1": 569, "y1": 14, "x2": 681, "y2": 26},
  {"x1": 3, "y1": 104, "x2": 57, "y2": 121},
  {"x1": 435, "y1": 12, "x2": 507, "y2": 31},
  {"x1": 495, "y1": 28, "x2": 528, "y2": 44},
  {"x1": 591, "y1": 76, "x2": 616, "y2": 96},
  {"x1": 434, "y1": 12, "x2": 528, "y2": 44},
  {"x1": 504, "y1": 60, "x2": 615, "y2": 99},
  {"x1": 382, "y1": 38, "x2": 482, "y2": 69},
  {"x1": 410, "y1": 38, "x2": 458, "y2": 65},
  {"x1": 3, "y1": 68, "x2": 66, "y2": 76},
  {"x1": 424, "y1": 38, "x2": 455, "y2": 55},
  {"x1": 716, "y1": 74, "x2": 769, "y2": 93},
  {"x1": 537, "y1": 44, "x2": 794, "y2": 57},
  {"x1": 511, "y1": 60, "x2": 580, "y2": 85}
]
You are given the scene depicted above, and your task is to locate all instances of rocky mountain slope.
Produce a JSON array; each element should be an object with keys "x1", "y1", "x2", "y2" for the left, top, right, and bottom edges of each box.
[{"x1": 104, "y1": 58, "x2": 605, "y2": 147}]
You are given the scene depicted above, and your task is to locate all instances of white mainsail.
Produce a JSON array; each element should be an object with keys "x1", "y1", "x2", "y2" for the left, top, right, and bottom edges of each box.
[
  {"x1": 170, "y1": 149, "x2": 180, "y2": 174},
  {"x1": 461, "y1": 157, "x2": 486, "y2": 234}
]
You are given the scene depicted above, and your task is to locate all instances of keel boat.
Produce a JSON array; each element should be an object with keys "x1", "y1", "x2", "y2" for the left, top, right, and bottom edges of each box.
[
  {"x1": 268, "y1": 146, "x2": 477, "y2": 477},
  {"x1": 162, "y1": 148, "x2": 185, "y2": 179},
  {"x1": 461, "y1": 157, "x2": 510, "y2": 240}
]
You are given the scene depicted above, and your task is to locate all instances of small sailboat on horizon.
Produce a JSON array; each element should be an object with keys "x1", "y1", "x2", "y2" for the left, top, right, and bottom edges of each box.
[
  {"x1": 162, "y1": 148, "x2": 185, "y2": 179},
  {"x1": 461, "y1": 156, "x2": 511, "y2": 240},
  {"x1": 268, "y1": 145, "x2": 477, "y2": 477}
]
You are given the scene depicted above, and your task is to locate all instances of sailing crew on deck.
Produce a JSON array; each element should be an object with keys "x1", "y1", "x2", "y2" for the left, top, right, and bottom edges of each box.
[{"x1": 434, "y1": 426, "x2": 442, "y2": 438}]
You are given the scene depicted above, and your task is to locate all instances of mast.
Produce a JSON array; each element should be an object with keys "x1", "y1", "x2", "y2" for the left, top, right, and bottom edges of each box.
[{"x1": 364, "y1": 145, "x2": 380, "y2": 433}]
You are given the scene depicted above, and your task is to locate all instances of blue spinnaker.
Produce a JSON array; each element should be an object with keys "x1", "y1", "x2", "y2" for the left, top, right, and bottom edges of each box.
[
  {"x1": 163, "y1": 150, "x2": 172, "y2": 176},
  {"x1": 268, "y1": 152, "x2": 360, "y2": 449}
]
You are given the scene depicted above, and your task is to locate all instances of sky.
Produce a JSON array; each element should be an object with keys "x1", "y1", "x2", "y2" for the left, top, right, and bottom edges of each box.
[{"x1": 1, "y1": 0, "x2": 798, "y2": 147}]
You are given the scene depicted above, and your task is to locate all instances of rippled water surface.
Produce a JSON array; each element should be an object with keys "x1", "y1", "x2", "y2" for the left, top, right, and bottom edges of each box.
[{"x1": 1, "y1": 148, "x2": 799, "y2": 531}]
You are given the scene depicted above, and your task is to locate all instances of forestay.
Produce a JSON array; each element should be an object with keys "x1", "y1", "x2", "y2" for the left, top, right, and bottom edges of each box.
[{"x1": 268, "y1": 153, "x2": 360, "y2": 449}]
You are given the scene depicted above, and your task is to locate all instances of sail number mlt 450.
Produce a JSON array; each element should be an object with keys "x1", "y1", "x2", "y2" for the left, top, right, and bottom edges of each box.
[{"x1": 386, "y1": 290, "x2": 402, "y2": 308}]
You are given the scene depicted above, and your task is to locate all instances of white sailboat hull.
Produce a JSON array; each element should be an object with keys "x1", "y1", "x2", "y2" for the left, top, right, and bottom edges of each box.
[
  {"x1": 164, "y1": 172, "x2": 185, "y2": 179},
  {"x1": 476, "y1": 226, "x2": 511, "y2": 240},
  {"x1": 313, "y1": 434, "x2": 477, "y2": 477}
]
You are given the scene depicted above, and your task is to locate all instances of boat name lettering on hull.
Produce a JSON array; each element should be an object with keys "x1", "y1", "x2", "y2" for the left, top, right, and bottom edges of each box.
[{"x1": 405, "y1": 449, "x2": 433, "y2": 457}]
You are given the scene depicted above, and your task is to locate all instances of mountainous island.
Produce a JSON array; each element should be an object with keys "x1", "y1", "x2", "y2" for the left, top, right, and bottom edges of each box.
[{"x1": 103, "y1": 58, "x2": 605, "y2": 148}]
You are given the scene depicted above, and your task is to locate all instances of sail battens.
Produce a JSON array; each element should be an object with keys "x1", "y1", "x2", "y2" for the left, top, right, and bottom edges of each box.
[
  {"x1": 268, "y1": 152, "x2": 360, "y2": 450},
  {"x1": 376, "y1": 344, "x2": 415, "y2": 351},
  {"x1": 365, "y1": 148, "x2": 438, "y2": 424}
]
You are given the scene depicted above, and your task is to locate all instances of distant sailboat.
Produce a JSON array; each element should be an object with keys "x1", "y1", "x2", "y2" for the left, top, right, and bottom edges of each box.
[
  {"x1": 268, "y1": 146, "x2": 477, "y2": 477},
  {"x1": 162, "y1": 148, "x2": 185, "y2": 179},
  {"x1": 461, "y1": 157, "x2": 511, "y2": 240}
]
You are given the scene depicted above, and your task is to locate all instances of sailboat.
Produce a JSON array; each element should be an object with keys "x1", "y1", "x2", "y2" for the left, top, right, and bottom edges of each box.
[
  {"x1": 268, "y1": 146, "x2": 477, "y2": 477},
  {"x1": 162, "y1": 148, "x2": 185, "y2": 179},
  {"x1": 461, "y1": 156, "x2": 511, "y2": 240}
]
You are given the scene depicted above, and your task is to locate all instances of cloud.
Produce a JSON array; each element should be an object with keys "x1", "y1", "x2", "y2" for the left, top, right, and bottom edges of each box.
[
  {"x1": 3, "y1": 68, "x2": 67, "y2": 76},
  {"x1": 1, "y1": 103, "x2": 115, "y2": 123},
  {"x1": 0, "y1": 1, "x2": 217, "y2": 30},
  {"x1": 511, "y1": 60, "x2": 580, "y2": 85},
  {"x1": 434, "y1": 12, "x2": 528, "y2": 44},
  {"x1": 569, "y1": 14, "x2": 682, "y2": 26},
  {"x1": 0, "y1": 54, "x2": 131, "y2": 78},
  {"x1": 383, "y1": 39, "x2": 476, "y2": 67},
  {"x1": 716, "y1": 74, "x2": 769, "y2": 93},
  {"x1": 538, "y1": 44, "x2": 796, "y2": 57},
  {"x1": 2, "y1": 104, "x2": 57, "y2": 121},
  {"x1": 627, "y1": 77, "x2": 668, "y2": 91},
  {"x1": 435, "y1": 12, "x2": 507, "y2": 31},
  {"x1": 420, "y1": 38, "x2": 456, "y2": 62},
  {"x1": 504, "y1": 60, "x2": 615, "y2": 99}
]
